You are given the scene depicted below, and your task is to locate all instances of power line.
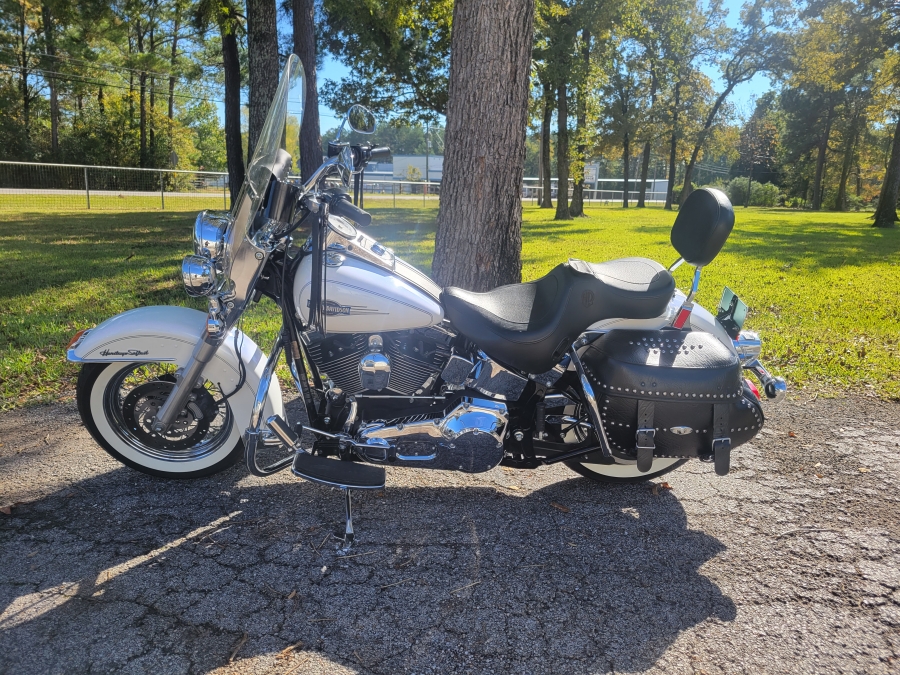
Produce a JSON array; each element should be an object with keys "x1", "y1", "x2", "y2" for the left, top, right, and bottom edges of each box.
[
  {"x1": 0, "y1": 64, "x2": 232, "y2": 105},
  {"x1": 0, "y1": 47, "x2": 185, "y2": 81}
]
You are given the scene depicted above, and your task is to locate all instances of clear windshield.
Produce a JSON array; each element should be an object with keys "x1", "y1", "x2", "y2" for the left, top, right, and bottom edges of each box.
[{"x1": 221, "y1": 54, "x2": 304, "y2": 297}]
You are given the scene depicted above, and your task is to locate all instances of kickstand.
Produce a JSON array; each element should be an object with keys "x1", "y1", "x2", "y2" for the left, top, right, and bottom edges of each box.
[{"x1": 335, "y1": 488, "x2": 354, "y2": 553}]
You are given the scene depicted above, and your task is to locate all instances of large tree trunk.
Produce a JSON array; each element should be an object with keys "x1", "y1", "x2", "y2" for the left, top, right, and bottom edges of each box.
[
  {"x1": 811, "y1": 103, "x2": 834, "y2": 211},
  {"x1": 554, "y1": 81, "x2": 571, "y2": 220},
  {"x1": 247, "y1": 0, "x2": 280, "y2": 163},
  {"x1": 540, "y1": 82, "x2": 553, "y2": 208},
  {"x1": 431, "y1": 0, "x2": 535, "y2": 291},
  {"x1": 221, "y1": 25, "x2": 245, "y2": 204},
  {"x1": 293, "y1": 0, "x2": 321, "y2": 182},
  {"x1": 41, "y1": 2, "x2": 58, "y2": 155},
  {"x1": 679, "y1": 84, "x2": 734, "y2": 205},
  {"x1": 665, "y1": 81, "x2": 680, "y2": 211},
  {"x1": 873, "y1": 115, "x2": 900, "y2": 228},
  {"x1": 622, "y1": 132, "x2": 630, "y2": 208},
  {"x1": 569, "y1": 29, "x2": 591, "y2": 217}
]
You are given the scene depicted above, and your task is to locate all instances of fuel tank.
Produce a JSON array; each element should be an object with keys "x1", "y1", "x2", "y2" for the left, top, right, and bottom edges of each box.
[{"x1": 294, "y1": 247, "x2": 445, "y2": 333}]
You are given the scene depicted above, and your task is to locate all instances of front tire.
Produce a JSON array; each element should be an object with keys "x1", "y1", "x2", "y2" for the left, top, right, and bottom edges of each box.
[
  {"x1": 565, "y1": 457, "x2": 687, "y2": 483},
  {"x1": 77, "y1": 362, "x2": 243, "y2": 479}
]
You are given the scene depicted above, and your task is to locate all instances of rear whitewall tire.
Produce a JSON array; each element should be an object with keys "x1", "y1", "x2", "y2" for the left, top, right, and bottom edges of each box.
[
  {"x1": 77, "y1": 362, "x2": 244, "y2": 478},
  {"x1": 565, "y1": 457, "x2": 687, "y2": 483}
]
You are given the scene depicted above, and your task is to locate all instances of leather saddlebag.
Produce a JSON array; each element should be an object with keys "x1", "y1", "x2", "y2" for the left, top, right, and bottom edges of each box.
[{"x1": 580, "y1": 329, "x2": 764, "y2": 473}]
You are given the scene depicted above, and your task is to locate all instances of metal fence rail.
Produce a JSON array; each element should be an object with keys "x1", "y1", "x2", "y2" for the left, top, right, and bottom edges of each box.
[
  {"x1": 0, "y1": 161, "x2": 669, "y2": 211},
  {"x1": 0, "y1": 161, "x2": 231, "y2": 211}
]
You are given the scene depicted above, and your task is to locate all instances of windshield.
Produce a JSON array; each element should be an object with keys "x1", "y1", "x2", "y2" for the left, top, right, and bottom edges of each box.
[{"x1": 219, "y1": 54, "x2": 304, "y2": 314}]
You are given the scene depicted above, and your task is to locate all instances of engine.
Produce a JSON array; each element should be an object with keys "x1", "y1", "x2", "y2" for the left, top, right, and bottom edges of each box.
[{"x1": 304, "y1": 327, "x2": 452, "y2": 396}]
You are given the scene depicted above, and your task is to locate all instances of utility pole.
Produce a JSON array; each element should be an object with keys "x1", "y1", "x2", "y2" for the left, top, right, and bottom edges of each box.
[{"x1": 425, "y1": 123, "x2": 430, "y2": 197}]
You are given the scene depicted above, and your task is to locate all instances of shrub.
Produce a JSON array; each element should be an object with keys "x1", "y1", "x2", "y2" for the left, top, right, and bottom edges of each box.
[{"x1": 725, "y1": 178, "x2": 783, "y2": 207}]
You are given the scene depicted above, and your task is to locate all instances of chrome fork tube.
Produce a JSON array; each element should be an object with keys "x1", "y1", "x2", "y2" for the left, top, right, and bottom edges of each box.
[
  {"x1": 153, "y1": 331, "x2": 226, "y2": 431},
  {"x1": 569, "y1": 346, "x2": 613, "y2": 459},
  {"x1": 245, "y1": 332, "x2": 286, "y2": 476}
]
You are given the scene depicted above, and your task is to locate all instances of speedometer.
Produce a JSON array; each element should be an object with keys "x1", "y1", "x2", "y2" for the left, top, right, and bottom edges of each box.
[{"x1": 327, "y1": 215, "x2": 358, "y2": 240}]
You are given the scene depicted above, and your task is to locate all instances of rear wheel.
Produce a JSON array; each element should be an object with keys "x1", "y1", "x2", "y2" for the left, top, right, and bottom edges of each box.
[
  {"x1": 564, "y1": 457, "x2": 687, "y2": 483},
  {"x1": 77, "y1": 362, "x2": 243, "y2": 478},
  {"x1": 548, "y1": 393, "x2": 687, "y2": 484}
]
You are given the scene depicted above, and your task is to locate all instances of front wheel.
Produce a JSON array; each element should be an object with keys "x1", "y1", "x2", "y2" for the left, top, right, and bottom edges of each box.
[
  {"x1": 565, "y1": 457, "x2": 687, "y2": 484},
  {"x1": 77, "y1": 362, "x2": 243, "y2": 479}
]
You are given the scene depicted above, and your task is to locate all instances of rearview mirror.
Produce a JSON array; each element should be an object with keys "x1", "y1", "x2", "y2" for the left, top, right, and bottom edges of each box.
[
  {"x1": 670, "y1": 188, "x2": 735, "y2": 267},
  {"x1": 347, "y1": 104, "x2": 376, "y2": 134},
  {"x1": 335, "y1": 104, "x2": 377, "y2": 142}
]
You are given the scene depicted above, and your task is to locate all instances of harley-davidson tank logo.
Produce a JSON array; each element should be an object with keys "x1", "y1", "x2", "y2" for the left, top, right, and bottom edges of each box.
[
  {"x1": 100, "y1": 348, "x2": 150, "y2": 357},
  {"x1": 307, "y1": 299, "x2": 352, "y2": 316}
]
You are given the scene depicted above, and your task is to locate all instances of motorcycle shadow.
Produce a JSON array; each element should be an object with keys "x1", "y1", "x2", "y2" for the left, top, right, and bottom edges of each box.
[{"x1": 0, "y1": 465, "x2": 736, "y2": 674}]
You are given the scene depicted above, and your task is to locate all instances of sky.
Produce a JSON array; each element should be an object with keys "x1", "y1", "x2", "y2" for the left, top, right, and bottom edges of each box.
[{"x1": 233, "y1": 0, "x2": 773, "y2": 141}]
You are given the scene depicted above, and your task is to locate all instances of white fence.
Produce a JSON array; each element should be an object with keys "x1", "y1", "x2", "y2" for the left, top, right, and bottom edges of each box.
[{"x1": 0, "y1": 161, "x2": 667, "y2": 211}]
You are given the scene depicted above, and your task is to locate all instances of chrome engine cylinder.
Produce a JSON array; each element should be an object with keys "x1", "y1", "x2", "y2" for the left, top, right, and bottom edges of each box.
[{"x1": 355, "y1": 397, "x2": 508, "y2": 473}]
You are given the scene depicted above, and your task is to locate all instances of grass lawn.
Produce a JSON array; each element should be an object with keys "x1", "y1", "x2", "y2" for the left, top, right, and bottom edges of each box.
[{"x1": 1, "y1": 200, "x2": 898, "y2": 409}]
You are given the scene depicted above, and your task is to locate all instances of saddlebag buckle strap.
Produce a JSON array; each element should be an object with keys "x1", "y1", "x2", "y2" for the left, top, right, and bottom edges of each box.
[
  {"x1": 712, "y1": 437, "x2": 732, "y2": 476},
  {"x1": 712, "y1": 402, "x2": 731, "y2": 476},
  {"x1": 635, "y1": 400, "x2": 655, "y2": 473}
]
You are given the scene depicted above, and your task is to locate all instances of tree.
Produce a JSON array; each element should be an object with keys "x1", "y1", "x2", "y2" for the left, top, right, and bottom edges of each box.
[
  {"x1": 679, "y1": 0, "x2": 788, "y2": 204},
  {"x1": 321, "y1": 0, "x2": 452, "y2": 123},
  {"x1": 246, "y1": 0, "x2": 279, "y2": 162},
  {"x1": 598, "y1": 47, "x2": 648, "y2": 208},
  {"x1": 195, "y1": 0, "x2": 246, "y2": 201},
  {"x1": 431, "y1": 0, "x2": 536, "y2": 291},
  {"x1": 292, "y1": 0, "x2": 320, "y2": 181}
]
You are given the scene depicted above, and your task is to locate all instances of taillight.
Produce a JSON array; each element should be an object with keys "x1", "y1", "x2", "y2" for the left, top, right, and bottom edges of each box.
[
  {"x1": 66, "y1": 329, "x2": 87, "y2": 351},
  {"x1": 744, "y1": 377, "x2": 761, "y2": 400}
]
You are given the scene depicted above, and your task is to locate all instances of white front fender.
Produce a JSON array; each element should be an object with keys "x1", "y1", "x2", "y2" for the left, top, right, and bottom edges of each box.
[{"x1": 68, "y1": 305, "x2": 284, "y2": 432}]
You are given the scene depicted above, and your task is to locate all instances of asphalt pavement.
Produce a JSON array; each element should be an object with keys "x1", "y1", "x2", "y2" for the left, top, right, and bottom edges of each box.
[{"x1": 1, "y1": 395, "x2": 899, "y2": 674}]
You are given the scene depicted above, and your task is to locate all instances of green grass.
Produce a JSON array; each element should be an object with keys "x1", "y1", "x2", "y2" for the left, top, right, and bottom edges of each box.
[{"x1": 1, "y1": 200, "x2": 898, "y2": 409}]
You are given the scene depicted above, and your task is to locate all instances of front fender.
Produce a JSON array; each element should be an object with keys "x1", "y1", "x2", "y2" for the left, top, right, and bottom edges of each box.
[{"x1": 68, "y1": 305, "x2": 284, "y2": 430}]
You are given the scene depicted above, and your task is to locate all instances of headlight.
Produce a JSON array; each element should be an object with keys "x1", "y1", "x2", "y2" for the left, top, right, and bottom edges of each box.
[
  {"x1": 182, "y1": 255, "x2": 218, "y2": 297},
  {"x1": 193, "y1": 210, "x2": 230, "y2": 259}
]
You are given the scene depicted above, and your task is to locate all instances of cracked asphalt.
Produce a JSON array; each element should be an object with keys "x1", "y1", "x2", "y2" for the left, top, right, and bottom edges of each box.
[{"x1": 1, "y1": 395, "x2": 900, "y2": 674}]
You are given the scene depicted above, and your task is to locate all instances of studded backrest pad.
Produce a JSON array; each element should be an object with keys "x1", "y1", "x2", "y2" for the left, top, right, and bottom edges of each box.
[
  {"x1": 580, "y1": 329, "x2": 743, "y2": 401},
  {"x1": 670, "y1": 188, "x2": 734, "y2": 267}
]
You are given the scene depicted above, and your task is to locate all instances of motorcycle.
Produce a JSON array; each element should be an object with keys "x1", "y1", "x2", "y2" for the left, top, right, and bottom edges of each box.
[{"x1": 66, "y1": 55, "x2": 786, "y2": 550}]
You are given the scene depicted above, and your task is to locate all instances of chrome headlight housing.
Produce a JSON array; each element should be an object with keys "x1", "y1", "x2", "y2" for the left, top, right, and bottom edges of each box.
[
  {"x1": 193, "y1": 210, "x2": 230, "y2": 259},
  {"x1": 182, "y1": 255, "x2": 218, "y2": 297}
]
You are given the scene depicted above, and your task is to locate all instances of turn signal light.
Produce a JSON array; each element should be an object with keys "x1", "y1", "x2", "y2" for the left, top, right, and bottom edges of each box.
[
  {"x1": 744, "y1": 377, "x2": 761, "y2": 400},
  {"x1": 66, "y1": 329, "x2": 88, "y2": 351}
]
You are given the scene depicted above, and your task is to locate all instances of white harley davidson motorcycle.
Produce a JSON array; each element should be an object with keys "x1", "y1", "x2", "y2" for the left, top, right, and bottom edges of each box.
[{"x1": 67, "y1": 55, "x2": 786, "y2": 548}]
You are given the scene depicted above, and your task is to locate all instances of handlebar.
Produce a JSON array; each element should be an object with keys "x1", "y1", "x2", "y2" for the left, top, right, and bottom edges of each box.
[
  {"x1": 329, "y1": 194, "x2": 372, "y2": 227},
  {"x1": 369, "y1": 146, "x2": 391, "y2": 162}
]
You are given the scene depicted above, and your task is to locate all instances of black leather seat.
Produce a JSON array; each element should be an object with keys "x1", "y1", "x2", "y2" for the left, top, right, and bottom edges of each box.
[{"x1": 441, "y1": 258, "x2": 676, "y2": 374}]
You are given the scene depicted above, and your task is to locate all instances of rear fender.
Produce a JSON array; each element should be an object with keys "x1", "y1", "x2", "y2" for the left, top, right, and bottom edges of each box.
[{"x1": 68, "y1": 305, "x2": 284, "y2": 429}]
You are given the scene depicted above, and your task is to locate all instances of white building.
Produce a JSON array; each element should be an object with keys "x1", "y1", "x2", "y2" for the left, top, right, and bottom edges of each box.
[{"x1": 391, "y1": 155, "x2": 444, "y2": 183}]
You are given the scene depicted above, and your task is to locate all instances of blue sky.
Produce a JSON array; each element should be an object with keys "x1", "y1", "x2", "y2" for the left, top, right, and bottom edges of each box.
[{"x1": 230, "y1": 0, "x2": 772, "y2": 137}]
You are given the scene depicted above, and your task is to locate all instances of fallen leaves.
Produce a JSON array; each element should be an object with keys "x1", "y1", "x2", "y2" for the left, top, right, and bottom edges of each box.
[
  {"x1": 858, "y1": 467, "x2": 872, "y2": 473},
  {"x1": 550, "y1": 502, "x2": 570, "y2": 513},
  {"x1": 788, "y1": 431, "x2": 797, "y2": 438},
  {"x1": 651, "y1": 482, "x2": 673, "y2": 496},
  {"x1": 228, "y1": 632, "x2": 248, "y2": 663},
  {"x1": 276, "y1": 641, "x2": 304, "y2": 659},
  {"x1": 450, "y1": 580, "x2": 482, "y2": 594}
]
